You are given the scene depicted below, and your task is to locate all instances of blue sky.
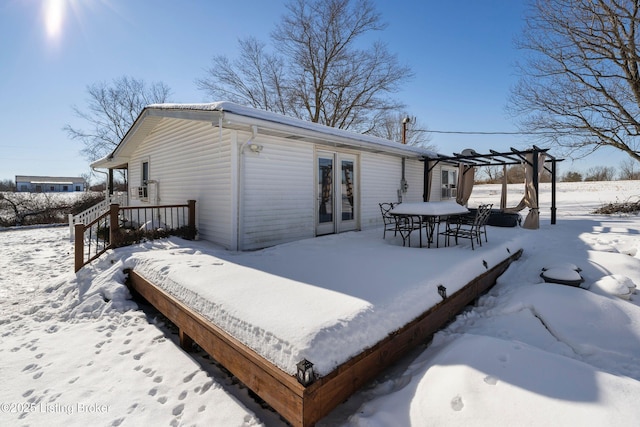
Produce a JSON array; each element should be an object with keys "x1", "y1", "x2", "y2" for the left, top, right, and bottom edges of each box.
[{"x1": 0, "y1": 0, "x2": 624, "y2": 182}]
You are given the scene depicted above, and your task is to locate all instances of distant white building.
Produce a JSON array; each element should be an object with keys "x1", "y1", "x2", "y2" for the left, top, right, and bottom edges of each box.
[{"x1": 15, "y1": 175, "x2": 86, "y2": 193}]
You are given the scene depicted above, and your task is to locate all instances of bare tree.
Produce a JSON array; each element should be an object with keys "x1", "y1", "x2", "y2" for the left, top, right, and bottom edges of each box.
[
  {"x1": 619, "y1": 157, "x2": 640, "y2": 179},
  {"x1": 196, "y1": 0, "x2": 413, "y2": 133},
  {"x1": 476, "y1": 166, "x2": 505, "y2": 184},
  {"x1": 506, "y1": 165, "x2": 526, "y2": 184},
  {"x1": 562, "y1": 170, "x2": 583, "y2": 182},
  {"x1": 510, "y1": 0, "x2": 640, "y2": 164},
  {"x1": 366, "y1": 113, "x2": 435, "y2": 149},
  {"x1": 584, "y1": 166, "x2": 616, "y2": 181},
  {"x1": 65, "y1": 76, "x2": 172, "y2": 163},
  {"x1": 0, "y1": 179, "x2": 15, "y2": 192}
]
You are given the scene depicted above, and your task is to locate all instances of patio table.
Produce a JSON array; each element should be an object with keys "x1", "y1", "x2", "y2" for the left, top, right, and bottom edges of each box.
[{"x1": 390, "y1": 202, "x2": 469, "y2": 247}]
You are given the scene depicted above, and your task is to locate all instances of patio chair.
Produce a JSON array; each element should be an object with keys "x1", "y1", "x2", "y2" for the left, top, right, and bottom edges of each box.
[
  {"x1": 441, "y1": 204, "x2": 493, "y2": 250},
  {"x1": 395, "y1": 215, "x2": 423, "y2": 247},
  {"x1": 379, "y1": 202, "x2": 398, "y2": 238}
]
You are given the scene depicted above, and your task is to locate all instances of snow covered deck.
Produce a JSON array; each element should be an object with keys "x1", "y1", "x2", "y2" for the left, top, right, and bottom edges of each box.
[{"x1": 121, "y1": 227, "x2": 525, "y2": 425}]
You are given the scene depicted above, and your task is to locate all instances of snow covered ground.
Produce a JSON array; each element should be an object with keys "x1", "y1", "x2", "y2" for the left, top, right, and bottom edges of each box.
[{"x1": 2, "y1": 181, "x2": 640, "y2": 426}]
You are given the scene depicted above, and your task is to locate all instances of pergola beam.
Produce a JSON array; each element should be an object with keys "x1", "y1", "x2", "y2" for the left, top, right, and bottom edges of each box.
[{"x1": 423, "y1": 147, "x2": 564, "y2": 225}]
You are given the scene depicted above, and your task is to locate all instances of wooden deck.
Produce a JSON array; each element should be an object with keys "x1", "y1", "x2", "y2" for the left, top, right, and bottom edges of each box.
[{"x1": 126, "y1": 248, "x2": 523, "y2": 426}]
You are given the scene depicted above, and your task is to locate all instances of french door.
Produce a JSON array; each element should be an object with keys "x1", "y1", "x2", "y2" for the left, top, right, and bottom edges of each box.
[{"x1": 316, "y1": 151, "x2": 358, "y2": 235}]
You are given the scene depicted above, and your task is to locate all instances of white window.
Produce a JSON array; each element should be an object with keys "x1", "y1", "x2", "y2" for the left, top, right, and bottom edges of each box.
[
  {"x1": 140, "y1": 160, "x2": 149, "y2": 199},
  {"x1": 441, "y1": 168, "x2": 457, "y2": 199}
]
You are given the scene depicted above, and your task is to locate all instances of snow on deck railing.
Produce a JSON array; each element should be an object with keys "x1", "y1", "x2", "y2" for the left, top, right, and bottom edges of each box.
[{"x1": 74, "y1": 200, "x2": 196, "y2": 272}]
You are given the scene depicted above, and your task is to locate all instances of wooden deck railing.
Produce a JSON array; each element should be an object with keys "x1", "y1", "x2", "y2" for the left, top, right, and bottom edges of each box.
[
  {"x1": 74, "y1": 200, "x2": 196, "y2": 272},
  {"x1": 68, "y1": 192, "x2": 128, "y2": 239}
]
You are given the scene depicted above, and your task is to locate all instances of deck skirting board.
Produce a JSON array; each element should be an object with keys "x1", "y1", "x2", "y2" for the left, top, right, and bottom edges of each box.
[{"x1": 126, "y1": 248, "x2": 522, "y2": 426}]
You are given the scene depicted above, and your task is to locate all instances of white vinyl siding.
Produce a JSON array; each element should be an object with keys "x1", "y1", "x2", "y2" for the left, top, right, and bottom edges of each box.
[
  {"x1": 127, "y1": 118, "x2": 234, "y2": 248},
  {"x1": 240, "y1": 134, "x2": 315, "y2": 250},
  {"x1": 360, "y1": 154, "x2": 437, "y2": 230},
  {"x1": 404, "y1": 158, "x2": 426, "y2": 202},
  {"x1": 360, "y1": 153, "x2": 402, "y2": 229},
  {"x1": 121, "y1": 114, "x2": 438, "y2": 250}
]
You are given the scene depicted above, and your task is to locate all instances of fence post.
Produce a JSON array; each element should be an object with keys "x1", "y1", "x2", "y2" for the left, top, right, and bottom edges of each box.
[
  {"x1": 109, "y1": 203, "x2": 120, "y2": 248},
  {"x1": 187, "y1": 200, "x2": 196, "y2": 239},
  {"x1": 74, "y1": 223, "x2": 85, "y2": 273}
]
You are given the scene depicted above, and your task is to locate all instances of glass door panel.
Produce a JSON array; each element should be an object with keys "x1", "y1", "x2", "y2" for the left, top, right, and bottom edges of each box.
[
  {"x1": 341, "y1": 160, "x2": 354, "y2": 220},
  {"x1": 317, "y1": 152, "x2": 357, "y2": 235},
  {"x1": 317, "y1": 155, "x2": 334, "y2": 235}
]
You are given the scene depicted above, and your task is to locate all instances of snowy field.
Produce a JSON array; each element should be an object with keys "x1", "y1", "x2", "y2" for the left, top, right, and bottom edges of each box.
[{"x1": 2, "y1": 181, "x2": 640, "y2": 426}]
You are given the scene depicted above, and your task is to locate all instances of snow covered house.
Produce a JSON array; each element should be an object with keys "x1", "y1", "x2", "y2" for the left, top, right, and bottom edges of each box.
[{"x1": 91, "y1": 102, "x2": 456, "y2": 251}]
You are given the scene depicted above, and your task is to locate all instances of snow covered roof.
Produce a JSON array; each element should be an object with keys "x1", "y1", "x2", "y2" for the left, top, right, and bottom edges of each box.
[
  {"x1": 15, "y1": 175, "x2": 85, "y2": 184},
  {"x1": 92, "y1": 101, "x2": 439, "y2": 169}
]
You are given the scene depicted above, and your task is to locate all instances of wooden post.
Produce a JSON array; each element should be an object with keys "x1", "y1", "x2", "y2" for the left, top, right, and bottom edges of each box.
[
  {"x1": 108, "y1": 169, "x2": 114, "y2": 196},
  {"x1": 109, "y1": 203, "x2": 120, "y2": 248},
  {"x1": 179, "y1": 330, "x2": 194, "y2": 352},
  {"x1": 74, "y1": 223, "x2": 85, "y2": 273},
  {"x1": 187, "y1": 200, "x2": 196, "y2": 239}
]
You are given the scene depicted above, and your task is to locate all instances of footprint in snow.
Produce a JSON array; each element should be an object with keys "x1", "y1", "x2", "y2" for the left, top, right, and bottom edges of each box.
[
  {"x1": 183, "y1": 371, "x2": 197, "y2": 383},
  {"x1": 172, "y1": 403, "x2": 184, "y2": 416},
  {"x1": 178, "y1": 390, "x2": 188, "y2": 400},
  {"x1": 133, "y1": 352, "x2": 144, "y2": 360},
  {"x1": 22, "y1": 363, "x2": 39, "y2": 372},
  {"x1": 153, "y1": 376, "x2": 163, "y2": 383},
  {"x1": 484, "y1": 375, "x2": 498, "y2": 385},
  {"x1": 451, "y1": 395, "x2": 464, "y2": 411}
]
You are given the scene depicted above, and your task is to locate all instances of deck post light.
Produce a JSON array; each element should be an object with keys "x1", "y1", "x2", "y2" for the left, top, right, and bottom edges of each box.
[
  {"x1": 438, "y1": 285, "x2": 447, "y2": 300},
  {"x1": 296, "y1": 359, "x2": 315, "y2": 386}
]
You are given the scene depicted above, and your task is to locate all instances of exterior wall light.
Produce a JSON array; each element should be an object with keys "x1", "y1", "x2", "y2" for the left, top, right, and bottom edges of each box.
[
  {"x1": 248, "y1": 143, "x2": 263, "y2": 153},
  {"x1": 296, "y1": 359, "x2": 315, "y2": 386}
]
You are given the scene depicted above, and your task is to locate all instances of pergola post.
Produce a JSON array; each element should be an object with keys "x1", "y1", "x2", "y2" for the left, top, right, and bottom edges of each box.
[
  {"x1": 551, "y1": 159, "x2": 557, "y2": 225},
  {"x1": 108, "y1": 169, "x2": 114, "y2": 196}
]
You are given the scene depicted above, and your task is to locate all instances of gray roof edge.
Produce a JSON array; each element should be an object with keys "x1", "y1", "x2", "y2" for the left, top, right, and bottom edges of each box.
[{"x1": 146, "y1": 102, "x2": 439, "y2": 158}]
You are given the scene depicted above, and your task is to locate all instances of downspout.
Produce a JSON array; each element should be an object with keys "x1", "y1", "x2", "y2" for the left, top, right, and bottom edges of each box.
[
  {"x1": 399, "y1": 157, "x2": 408, "y2": 203},
  {"x1": 240, "y1": 125, "x2": 259, "y2": 154},
  {"x1": 399, "y1": 117, "x2": 410, "y2": 202},
  {"x1": 236, "y1": 125, "x2": 258, "y2": 250}
]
